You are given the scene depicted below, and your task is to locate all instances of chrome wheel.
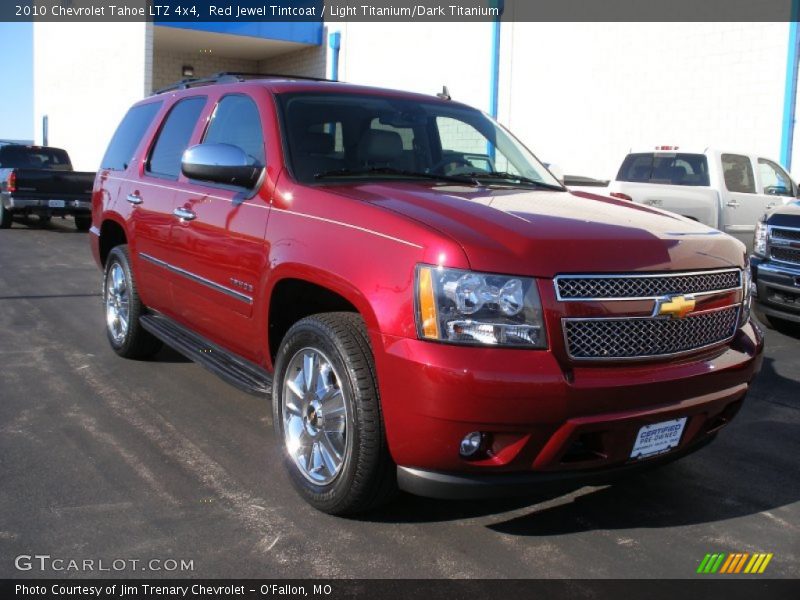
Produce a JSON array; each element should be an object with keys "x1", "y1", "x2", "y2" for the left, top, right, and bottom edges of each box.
[
  {"x1": 282, "y1": 347, "x2": 350, "y2": 485},
  {"x1": 105, "y1": 262, "x2": 130, "y2": 344}
]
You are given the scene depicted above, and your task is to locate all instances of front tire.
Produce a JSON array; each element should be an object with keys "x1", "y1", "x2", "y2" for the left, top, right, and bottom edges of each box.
[
  {"x1": 273, "y1": 313, "x2": 396, "y2": 515},
  {"x1": 103, "y1": 245, "x2": 162, "y2": 359}
]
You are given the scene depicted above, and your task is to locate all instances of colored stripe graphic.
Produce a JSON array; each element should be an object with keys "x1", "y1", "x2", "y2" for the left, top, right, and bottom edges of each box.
[{"x1": 698, "y1": 552, "x2": 772, "y2": 574}]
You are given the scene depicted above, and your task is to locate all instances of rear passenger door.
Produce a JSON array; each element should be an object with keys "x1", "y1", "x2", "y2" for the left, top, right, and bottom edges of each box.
[
  {"x1": 127, "y1": 97, "x2": 206, "y2": 311},
  {"x1": 168, "y1": 93, "x2": 271, "y2": 360}
]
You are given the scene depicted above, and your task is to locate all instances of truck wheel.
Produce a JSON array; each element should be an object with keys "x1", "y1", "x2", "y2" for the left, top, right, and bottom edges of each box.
[
  {"x1": 0, "y1": 203, "x2": 11, "y2": 229},
  {"x1": 74, "y1": 215, "x2": 91, "y2": 232},
  {"x1": 103, "y1": 245, "x2": 162, "y2": 359},
  {"x1": 273, "y1": 312, "x2": 397, "y2": 515}
]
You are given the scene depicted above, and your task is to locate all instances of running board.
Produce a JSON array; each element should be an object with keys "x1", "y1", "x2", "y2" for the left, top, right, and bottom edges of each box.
[{"x1": 140, "y1": 313, "x2": 272, "y2": 396}]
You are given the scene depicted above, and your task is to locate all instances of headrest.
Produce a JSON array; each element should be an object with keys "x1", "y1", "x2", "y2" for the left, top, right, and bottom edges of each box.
[{"x1": 358, "y1": 129, "x2": 403, "y2": 163}]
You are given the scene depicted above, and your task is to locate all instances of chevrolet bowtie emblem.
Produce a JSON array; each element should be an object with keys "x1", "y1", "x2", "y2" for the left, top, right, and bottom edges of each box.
[{"x1": 654, "y1": 294, "x2": 696, "y2": 319}]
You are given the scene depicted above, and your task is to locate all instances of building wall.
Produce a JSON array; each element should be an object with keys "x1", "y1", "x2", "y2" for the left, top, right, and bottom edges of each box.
[
  {"x1": 498, "y1": 22, "x2": 791, "y2": 179},
  {"x1": 151, "y1": 50, "x2": 259, "y2": 93},
  {"x1": 257, "y1": 44, "x2": 327, "y2": 78},
  {"x1": 33, "y1": 22, "x2": 149, "y2": 171}
]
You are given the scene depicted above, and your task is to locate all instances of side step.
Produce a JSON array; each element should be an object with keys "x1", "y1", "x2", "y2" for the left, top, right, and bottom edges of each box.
[{"x1": 140, "y1": 313, "x2": 273, "y2": 396}]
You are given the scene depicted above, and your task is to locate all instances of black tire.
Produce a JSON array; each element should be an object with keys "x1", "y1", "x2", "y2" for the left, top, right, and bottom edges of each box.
[
  {"x1": 103, "y1": 245, "x2": 162, "y2": 359},
  {"x1": 272, "y1": 312, "x2": 397, "y2": 515},
  {"x1": 74, "y1": 215, "x2": 91, "y2": 232},
  {"x1": 0, "y1": 203, "x2": 11, "y2": 229}
]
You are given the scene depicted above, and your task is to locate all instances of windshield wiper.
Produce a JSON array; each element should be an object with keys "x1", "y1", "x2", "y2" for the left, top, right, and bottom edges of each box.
[
  {"x1": 314, "y1": 166, "x2": 479, "y2": 185},
  {"x1": 462, "y1": 171, "x2": 566, "y2": 191}
]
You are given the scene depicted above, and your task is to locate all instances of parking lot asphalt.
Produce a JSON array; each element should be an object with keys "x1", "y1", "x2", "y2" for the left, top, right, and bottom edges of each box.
[{"x1": 0, "y1": 217, "x2": 798, "y2": 579}]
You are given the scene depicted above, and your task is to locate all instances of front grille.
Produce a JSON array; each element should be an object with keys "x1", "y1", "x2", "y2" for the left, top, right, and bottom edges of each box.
[
  {"x1": 772, "y1": 227, "x2": 800, "y2": 243},
  {"x1": 771, "y1": 246, "x2": 800, "y2": 266},
  {"x1": 563, "y1": 306, "x2": 739, "y2": 360},
  {"x1": 555, "y1": 269, "x2": 741, "y2": 300}
]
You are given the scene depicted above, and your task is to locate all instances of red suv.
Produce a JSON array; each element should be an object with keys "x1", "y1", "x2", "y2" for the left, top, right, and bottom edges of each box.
[{"x1": 91, "y1": 73, "x2": 763, "y2": 514}]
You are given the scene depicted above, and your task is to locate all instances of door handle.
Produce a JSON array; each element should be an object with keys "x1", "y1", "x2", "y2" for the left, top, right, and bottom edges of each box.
[
  {"x1": 126, "y1": 193, "x2": 143, "y2": 205},
  {"x1": 767, "y1": 202, "x2": 778, "y2": 209},
  {"x1": 173, "y1": 207, "x2": 196, "y2": 221},
  {"x1": 726, "y1": 200, "x2": 740, "y2": 208}
]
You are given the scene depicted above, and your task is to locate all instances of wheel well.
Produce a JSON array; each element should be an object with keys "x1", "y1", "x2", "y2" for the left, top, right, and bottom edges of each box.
[
  {"x1": 268, "y1": 278, "x2": 359, "y2": 360},
  {"x1": 99, "y1": 220, "x2": 127, "y2": 266}
]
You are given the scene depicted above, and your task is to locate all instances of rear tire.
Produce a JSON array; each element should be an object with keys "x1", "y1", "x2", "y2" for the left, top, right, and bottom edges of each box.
[
  {"x1": 103, "y1": 245, "x2": 162, "y2": 359},
  {"x1": 273, "y1": 312, "x2": 397, "y2": 515},
  {"x1": 74, "y1": 215, "x2": 91, "y2": 232},
  {"x1": 0, "y1": 203, "x2": 11, "y2": 229}
]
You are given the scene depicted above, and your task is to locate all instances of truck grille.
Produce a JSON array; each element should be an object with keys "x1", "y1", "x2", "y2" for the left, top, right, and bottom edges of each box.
[
  {"x1": 563, "y1": 306, "x2": 739, "y2": 360},
  {"x1": 555, "y1": 269, "x2": 741, "y2": 300},
  {"x1": 770, "y1": 246, "x2": 800, "y2": 266},
  {"x1": 771, "y1": 227, "x2": 800, "y2": 243}
]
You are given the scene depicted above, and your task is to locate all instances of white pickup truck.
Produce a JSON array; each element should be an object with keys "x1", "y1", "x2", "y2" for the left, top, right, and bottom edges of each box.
[{"x1": 604, "y1": 147, "x2": 797, "y2": 251}]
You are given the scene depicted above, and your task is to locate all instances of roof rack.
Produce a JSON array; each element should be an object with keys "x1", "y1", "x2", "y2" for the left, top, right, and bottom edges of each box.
[{"x1": 152, "y1": 71, "x2": 338, "y2": 95}]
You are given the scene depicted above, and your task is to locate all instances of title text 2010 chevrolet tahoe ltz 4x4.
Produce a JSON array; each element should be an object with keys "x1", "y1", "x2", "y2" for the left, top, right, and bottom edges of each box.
[{"x1": 90, "y1": 74, "x2": 764, "y2": 514}]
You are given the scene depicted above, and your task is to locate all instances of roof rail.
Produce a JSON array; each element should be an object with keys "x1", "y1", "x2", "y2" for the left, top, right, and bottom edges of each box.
[{"x1": 152, "y1": 71, "x2": 337, "y2": 95}]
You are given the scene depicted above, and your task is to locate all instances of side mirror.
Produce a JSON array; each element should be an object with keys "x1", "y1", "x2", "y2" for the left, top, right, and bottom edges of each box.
[{"x1": 181, "y1": 143, "x2": 263, "y2": 189}]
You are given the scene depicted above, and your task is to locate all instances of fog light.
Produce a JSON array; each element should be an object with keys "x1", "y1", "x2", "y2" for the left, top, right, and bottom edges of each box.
[{"x1": 459, "y1": 431, "x2": 484, "y2": 458}]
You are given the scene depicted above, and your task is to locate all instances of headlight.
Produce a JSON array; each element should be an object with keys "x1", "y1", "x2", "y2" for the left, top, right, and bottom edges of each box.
[
  {"x1": 753, "y1": 219, "x2": 768, "y2": 256},
  {"x1": 740, "y1": 260, "x2": 752, "y2": 328},
  {"x1": 415, "y1": 265, "x2": 547, "y2": 348}
]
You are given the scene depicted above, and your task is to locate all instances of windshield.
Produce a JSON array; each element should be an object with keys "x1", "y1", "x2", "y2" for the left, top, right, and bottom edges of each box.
[
  {"x1": 276, "y1": 92, "x2": 562, "y2": 189},
  {"x1": 617, "y1": 152, "x2": 710, "y2": 186}
]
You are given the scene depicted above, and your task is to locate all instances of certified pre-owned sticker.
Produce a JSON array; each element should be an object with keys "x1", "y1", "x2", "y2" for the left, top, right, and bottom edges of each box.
[{"x1": 696, "y1": 552, "x2": 773, "y2": 574}]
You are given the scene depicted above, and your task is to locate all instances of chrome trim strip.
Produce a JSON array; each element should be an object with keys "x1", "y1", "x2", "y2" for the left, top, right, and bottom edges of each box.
[
  {"x1": 758, "y1": 262, "x2": 800, "y2": 277},
  {"x1": 553, "y1": 268, "x2": 742, "y2": 302},
  {"x1": 561, "y1": 304, "x2": 740, "y2": 362},
  {"x1": 139, "y1": 252, "x2": 253, "y2": 304}
]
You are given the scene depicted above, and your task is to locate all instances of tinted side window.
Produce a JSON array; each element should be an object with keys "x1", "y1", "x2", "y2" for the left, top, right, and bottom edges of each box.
[
  {"x1": 721, "y1": 154, "x2": 755, "y2": 194},
  {"x1": 203, "y1": 95, "x2": 265, "y2": 166},
  {"x1": 147, "y1": 97, "x2": 206, "y2": 179},
  {"x1": 100, "y1": 102, "x2": 162, "y2": 171}
]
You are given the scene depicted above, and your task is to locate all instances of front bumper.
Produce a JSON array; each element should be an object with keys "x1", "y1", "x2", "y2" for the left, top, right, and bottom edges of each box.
[
  {"x1": 751, "y1": 256, "x2": 800, "y2": 324},
  {"x1": 373, "y1": 321, "x2": 763, "y2": 493},
  {"x1": 2, "y1": 195, "x2": 91, "y2": 215}
]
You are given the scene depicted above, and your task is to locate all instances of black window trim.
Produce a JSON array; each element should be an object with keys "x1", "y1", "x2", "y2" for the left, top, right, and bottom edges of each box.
[{"x1": 100, "y1": 100, "x2": 164, "y2": 173}]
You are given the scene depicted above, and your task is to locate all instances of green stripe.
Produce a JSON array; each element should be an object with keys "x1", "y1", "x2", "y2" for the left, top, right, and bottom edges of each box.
[
  {"x1": 697, "y1": 554, "x2": 713, "y2": 574},
  {"x1": 710, "y1": 553, "x2": 726, "y2": 573}
]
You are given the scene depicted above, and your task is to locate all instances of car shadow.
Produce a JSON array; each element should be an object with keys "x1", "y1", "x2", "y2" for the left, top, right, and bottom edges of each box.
[{"x1": 359, "y1": 356, "x2": 798, "y2": 532}]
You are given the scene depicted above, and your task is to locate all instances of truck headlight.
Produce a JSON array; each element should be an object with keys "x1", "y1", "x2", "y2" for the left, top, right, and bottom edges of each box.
[
  {"x1": 753, "y1": 219, "x2": 768, "y2": 257},
  {"x1": 415, "y1": 265, "x2": 547, "y2": 348}
]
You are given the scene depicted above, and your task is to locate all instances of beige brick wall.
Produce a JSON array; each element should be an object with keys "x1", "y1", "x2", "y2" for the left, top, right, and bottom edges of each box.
[
  {"x1": 257, "y1": 45, "x2": 328, "y2": 79},
  {"x1": 151, "y1": 50, "x2": 259, "y2": 92}
]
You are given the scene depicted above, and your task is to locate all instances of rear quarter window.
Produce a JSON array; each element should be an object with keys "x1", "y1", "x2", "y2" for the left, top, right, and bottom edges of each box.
[
  {"x1": 100, "y1": 101, "x2": 163, "y2": 171},
  {"x1": 617, "y1": 153, "x2": 710, "y2": 186}
]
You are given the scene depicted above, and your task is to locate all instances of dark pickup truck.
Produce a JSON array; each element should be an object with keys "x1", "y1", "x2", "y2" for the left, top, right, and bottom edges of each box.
[
  {"x1": 751, "y1": 200, "x2": 800, "y2": 327},
  {"x1": 0, "y1": 144, "x2": 95, "y2": 230}
]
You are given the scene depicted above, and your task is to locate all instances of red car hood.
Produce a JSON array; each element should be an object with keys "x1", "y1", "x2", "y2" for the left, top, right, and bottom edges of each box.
[{"x1": 324, "y1": 183, "x2": 745, "y2": 277}]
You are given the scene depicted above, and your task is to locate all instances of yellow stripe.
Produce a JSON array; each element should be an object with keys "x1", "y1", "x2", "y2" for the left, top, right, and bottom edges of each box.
[
  {"x1": 719, "y1": 554, "x2": 736, "y2": 573},
  {"x1": 734, "y1": 553, "x2": 749, "y2": 573},
  {"x1": 747, "y1": 554, "x2": 765, "y2": 573},
  {"x1": 757, "y1": 554, "x2": 773, "y2": 574},
  {"x1": 744, "y1": 554, "x2": 759, "y2": 573}
]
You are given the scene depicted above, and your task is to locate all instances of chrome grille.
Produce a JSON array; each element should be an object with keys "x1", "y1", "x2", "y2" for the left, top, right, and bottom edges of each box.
[
  {"x1": 772, "y1": 227, "x2": 800, "y2": 243},
  {"x1": 563, "y1": 306, "x2": 739, "y2": 360},
  {"x1": 555, "y1": 269, "x2": 741, "y2": 300},
  {"x1": 770, "y1": 246, "x2": 800, "y2": 266}
]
